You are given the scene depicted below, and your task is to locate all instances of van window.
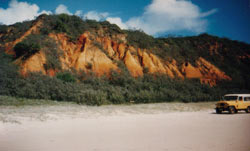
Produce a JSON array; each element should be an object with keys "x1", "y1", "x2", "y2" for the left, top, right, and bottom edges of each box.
[
  {"x1": 244, "y1": 97, "x2": 250, "y2": 101},
  {"x1": 238, "y1": 97, "x2": 243, "y2": 101},
  {"x1": 223, "y1": 96, "x2": 238, "y2": 101}
]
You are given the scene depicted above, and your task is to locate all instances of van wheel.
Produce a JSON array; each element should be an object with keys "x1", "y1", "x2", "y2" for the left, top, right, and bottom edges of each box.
[
  {"x1": 216, "y1": 108, "x2": 222, "y2": 114},
  {"x1": 246, "y1": 107, "x2": 250, "y2": 113},
  {"x1": 228, "y1": 106, "x2": 236, "y2": 114}
]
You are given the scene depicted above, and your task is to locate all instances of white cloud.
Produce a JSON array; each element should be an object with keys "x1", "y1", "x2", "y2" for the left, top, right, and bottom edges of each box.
[
  {"x1": 0, "y1": 0, "x2": 51, "y2": 25},
  {"x1": 39, "y1": 10, "x2": 52, "y2": 15},
  {"x1": 106, "y1": 17, "x2": 128, "y2": 29},
  {"x1": 200, "y1": 8, "x2": 218, "y2": 17},
  {"x1": 55, "y1": 4, "x2": 72, "y2": 15},
  {"x1": 83, "y1": 11, "x2": 109, "y2": 21},
  {"x1": 124, "y1": 0, "x2": 218, "y2": 35},
  {"x1": 81, "y1": 0, "x2": 218, "y2": 35},
  {"x1": 75, "y1": 10, "x2": 83, "y2": 16}
]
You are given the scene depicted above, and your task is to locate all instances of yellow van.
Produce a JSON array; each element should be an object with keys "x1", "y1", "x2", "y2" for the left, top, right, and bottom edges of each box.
[{"x1": 215, "y1": 94, "x2": 250, "y2": 114}]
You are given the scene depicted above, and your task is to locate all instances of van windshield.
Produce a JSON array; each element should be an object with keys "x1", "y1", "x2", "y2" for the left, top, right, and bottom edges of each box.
[{"x1": 223, "y1": 96, "x2": 238, "y2": 101}]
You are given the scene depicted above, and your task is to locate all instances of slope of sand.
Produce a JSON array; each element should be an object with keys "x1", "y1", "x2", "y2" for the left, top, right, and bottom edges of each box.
[{"x1": 0, "y1": 103, "x2": 250, "y2": 151}]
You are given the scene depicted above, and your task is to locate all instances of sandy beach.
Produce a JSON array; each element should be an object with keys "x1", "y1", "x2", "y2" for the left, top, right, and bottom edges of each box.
[{"x1": 0, "y1": 103, "x2": 250, "y2": 151}]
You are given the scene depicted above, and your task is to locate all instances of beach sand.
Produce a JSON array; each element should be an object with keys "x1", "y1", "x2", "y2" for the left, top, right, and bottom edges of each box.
[{"x1": 0, "y1": 103, "x2": 250, "y2": 151}]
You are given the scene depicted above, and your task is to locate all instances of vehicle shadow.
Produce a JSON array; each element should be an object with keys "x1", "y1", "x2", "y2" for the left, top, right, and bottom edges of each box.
[{"x1": 210, "y1": 111, "x2": 248, "y2": 115}]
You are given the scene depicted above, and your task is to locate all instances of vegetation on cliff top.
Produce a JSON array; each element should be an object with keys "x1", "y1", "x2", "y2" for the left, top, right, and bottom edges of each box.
[{"x1": 37, "y1": 14, "x2": 124, "y2": 41}]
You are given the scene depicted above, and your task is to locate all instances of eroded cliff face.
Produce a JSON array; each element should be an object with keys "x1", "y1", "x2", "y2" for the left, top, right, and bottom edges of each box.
[
  {"x1": 3, "y1": 20, "x2": 232, "y2": 86},
  {"x1": 48, "y1": 33, "x2": 118, "y2": 76},
  {"x1": 15, "y1": 51, "x2": 47, "y2": 76},
  {"x1": 48, "y1": 32, "x2": 188, "y2": 78},
  {"x1": 181, "y1": 58, "x2": 231, "y2": 86}
]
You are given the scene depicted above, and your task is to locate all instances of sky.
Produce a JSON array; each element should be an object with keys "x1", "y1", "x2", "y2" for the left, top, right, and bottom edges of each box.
[{"x1": 0, "y1": 0, "x2": 249, "y2": 44}]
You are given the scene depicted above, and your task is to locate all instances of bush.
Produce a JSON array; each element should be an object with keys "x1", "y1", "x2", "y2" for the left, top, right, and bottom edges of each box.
[
  {"x1": 80, "y1": 90, "x2": 108, "y2": 106},
  {"x1": 56, "y1": 72, "x2": 76, "y2": 83},
  {"x1": 14, "y1": 42, "x2": 40, "y2": 59},
  {"x1": 0, "y1": 20, "x2": 32, "y2": 44},
  {"x1": 125, "y1": 30, "x2": 155, "y2": 49},
  {"x1": 107, "y1": 87, "x2": 126, "y2": 104}
]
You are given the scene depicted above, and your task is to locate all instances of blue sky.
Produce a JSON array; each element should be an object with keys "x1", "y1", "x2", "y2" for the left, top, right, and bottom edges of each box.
[{"x1": 0, "y1": 0, "x2": 249, "y2": 43}]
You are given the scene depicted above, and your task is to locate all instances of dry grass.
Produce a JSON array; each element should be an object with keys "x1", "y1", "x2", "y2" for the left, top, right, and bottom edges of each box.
[{"x1": 0, "y1": 95, "x2": 215, "y2": 123}]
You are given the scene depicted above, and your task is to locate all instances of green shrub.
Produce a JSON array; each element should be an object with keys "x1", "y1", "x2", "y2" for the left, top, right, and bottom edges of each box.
[
  {"x1": 56, "y1": 72, "x2": 76, "y2": 83},
  {"x1": 0, "y1": 24, "x2": 8, "y2": 35},
  {"x1": 0, "y1": 20, "x2": 33, "y2": 44},
  {"x1": 82, "y1": 90, "x2": 108, "y2": 106},
  {"x1": 125, "y1": 30, "x2": 155, "y2": 49},
  {"x1": 40, "y1": 27, "x2": 49, "y2": 35},
  {"x1": 100, "y1": 21, "x2": 124, "y2": 35},
  {"x1": 107, "y1": 87, "x2": 126, "y2": 104},
  {"x1": 54, "y1": 20, "x2": 68, "y2": 33},
  {"x1": 14, "y1": 42, "x2": 40, "y2": 59}
]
